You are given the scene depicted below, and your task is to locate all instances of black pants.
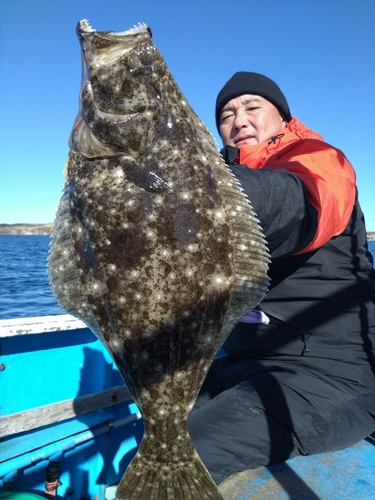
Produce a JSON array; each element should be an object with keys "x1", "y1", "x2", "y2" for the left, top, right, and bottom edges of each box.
[{"x1": 187, "y1": 354, "x2": 375, "y2": 484}]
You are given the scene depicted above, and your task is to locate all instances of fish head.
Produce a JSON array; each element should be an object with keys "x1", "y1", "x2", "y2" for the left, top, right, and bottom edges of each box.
[{"x1": 69, "y1": 20, "x2": 167, "y2": 159}]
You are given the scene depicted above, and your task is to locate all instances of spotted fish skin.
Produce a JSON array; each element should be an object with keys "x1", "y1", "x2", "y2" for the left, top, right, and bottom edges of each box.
[{"x1": 48, "y1": 20, "x2": 269, "y2": 500}]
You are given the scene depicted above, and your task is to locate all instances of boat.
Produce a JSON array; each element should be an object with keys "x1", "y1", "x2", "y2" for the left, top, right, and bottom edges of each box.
[{"x1": 1, "y1": 315, "x2": 374, "y2": 499}]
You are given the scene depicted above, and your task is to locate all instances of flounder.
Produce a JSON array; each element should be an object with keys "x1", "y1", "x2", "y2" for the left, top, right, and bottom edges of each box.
[{"x1": 48, "y1": 20, "x2": 270, "y2": 500}]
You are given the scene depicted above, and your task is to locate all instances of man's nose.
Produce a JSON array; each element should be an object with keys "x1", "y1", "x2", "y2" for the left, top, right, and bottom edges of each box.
[{"x1": 233, "y1": 109, "x2": 249, "y2": 129}]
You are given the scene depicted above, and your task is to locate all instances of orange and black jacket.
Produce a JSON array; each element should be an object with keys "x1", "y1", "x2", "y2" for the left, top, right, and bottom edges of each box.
[{"x1": 223, "y1": 118, "x2": 375, "y2": 414}]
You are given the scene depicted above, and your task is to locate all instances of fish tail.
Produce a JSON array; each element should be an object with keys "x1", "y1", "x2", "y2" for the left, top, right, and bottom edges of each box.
[{"x1": 115, "y1": 454, "x2": 223, "y2": 500}]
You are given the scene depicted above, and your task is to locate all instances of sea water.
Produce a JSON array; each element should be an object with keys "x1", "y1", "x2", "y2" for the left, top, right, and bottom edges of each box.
[
  {"x1": 0, "y1": 235, "x2": 375, "y2": 320},
  {"x1": 0, "y1": 235, "x2": 64, "y2": 319}
]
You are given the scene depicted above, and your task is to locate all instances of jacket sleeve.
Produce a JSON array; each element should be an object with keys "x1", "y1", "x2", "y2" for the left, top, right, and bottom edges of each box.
[
  {"x1": 262, "y1": 139, "x2": 357, "y2": 254},
  {"x1": 228, "y1": 164, "x2": 318, "y2": 259}
]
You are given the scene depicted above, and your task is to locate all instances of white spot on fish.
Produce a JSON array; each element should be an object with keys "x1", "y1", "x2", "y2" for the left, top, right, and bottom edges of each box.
[{"x1": 142, "y1": 390, "x2": 151, "y2": 399}]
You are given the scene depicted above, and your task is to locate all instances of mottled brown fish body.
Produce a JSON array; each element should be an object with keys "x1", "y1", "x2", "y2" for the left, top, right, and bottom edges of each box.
[{"x1": 48, "y1": 20, "x2": 269, "y2": 500}]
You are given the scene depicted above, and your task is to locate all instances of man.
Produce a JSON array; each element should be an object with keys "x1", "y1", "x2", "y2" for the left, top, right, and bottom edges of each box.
[{"x1": 187, "y1": 72, "x2": 375, "y2": 484}]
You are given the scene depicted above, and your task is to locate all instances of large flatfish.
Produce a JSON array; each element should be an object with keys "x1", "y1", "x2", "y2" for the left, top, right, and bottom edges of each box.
[{"x1": 47, "y1": 20, "x2": 270, "y2": 500}]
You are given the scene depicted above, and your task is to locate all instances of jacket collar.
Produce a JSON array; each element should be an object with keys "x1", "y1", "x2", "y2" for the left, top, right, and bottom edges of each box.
[{"x1": 221, "y1": 117, "x2": 324, "y2": 169}]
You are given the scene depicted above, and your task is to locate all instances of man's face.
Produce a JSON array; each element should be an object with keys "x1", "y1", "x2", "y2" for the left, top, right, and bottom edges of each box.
[{"x1": 219, "y1": 94, "x2": 286, "y2": 147}]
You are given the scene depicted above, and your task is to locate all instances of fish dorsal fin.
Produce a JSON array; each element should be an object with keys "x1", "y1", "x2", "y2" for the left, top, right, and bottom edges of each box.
[
  {"x1": 47, "y1": 184, "x2": 103, "y2": 340},
  {"x1": 215, "y1": 163, "x2": 270, "y2": 340}
]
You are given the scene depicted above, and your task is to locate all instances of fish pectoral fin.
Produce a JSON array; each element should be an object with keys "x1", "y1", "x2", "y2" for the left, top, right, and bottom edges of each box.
[{"x1": 120, "y1": 160, "x2": 173, "y2": 194}]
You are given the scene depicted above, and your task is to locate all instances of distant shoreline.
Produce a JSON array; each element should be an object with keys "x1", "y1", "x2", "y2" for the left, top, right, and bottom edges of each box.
[
  {"x1": 0, "y1": 223, "x2": 53, "y2": 236},
  {"x1": 1, "y1": 223, "x2": 375, "y2": 241}
]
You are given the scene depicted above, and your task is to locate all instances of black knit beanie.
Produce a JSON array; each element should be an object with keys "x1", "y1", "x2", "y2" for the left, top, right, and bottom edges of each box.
[{"x1": 215, "y1": 72, "x2": 292, "y2": 131}]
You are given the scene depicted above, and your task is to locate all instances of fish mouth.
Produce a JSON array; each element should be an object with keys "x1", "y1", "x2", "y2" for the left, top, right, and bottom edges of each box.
[
  {"x1": 76, "y1": 19, "x2": 152, "y2": 69},
  {"x1": 77, "y1": 19, "x2": 151, "y2": 44}
]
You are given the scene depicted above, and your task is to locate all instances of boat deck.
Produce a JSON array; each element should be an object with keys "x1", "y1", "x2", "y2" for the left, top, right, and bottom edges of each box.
[{"x1": 1, "y1": 315, "x2": 374, "y2": 499}]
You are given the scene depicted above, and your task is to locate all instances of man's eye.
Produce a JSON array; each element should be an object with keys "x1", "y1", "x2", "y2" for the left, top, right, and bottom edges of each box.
[
  {"x1": 246, "y1": 106, "x2": 258, "y2": 112},
  {"x1": 221, "y1": 114, "x2": 232, "y2": 122}
]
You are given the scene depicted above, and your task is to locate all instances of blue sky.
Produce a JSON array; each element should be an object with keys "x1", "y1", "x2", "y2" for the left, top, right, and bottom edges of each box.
[{"x1": 1, "y1": 0, "x2": 374, "y2": 230}]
